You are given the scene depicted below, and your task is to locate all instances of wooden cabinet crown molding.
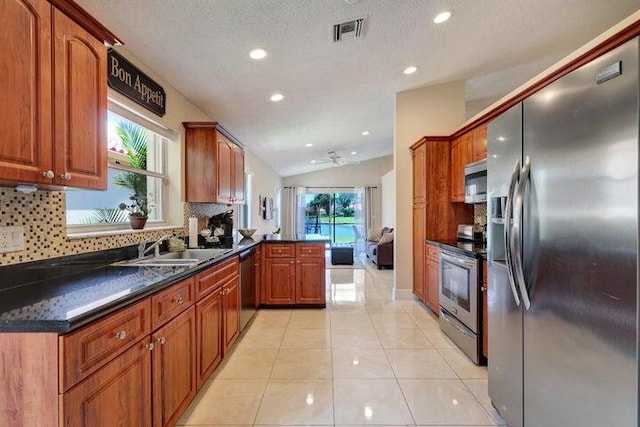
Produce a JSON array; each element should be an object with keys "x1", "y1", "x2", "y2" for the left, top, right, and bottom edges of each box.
[
  {"x1": 49, "y1": 0, "x2": 122, "y2": 45},
  {"x1": 182, "y1": 121, "x2": 244, "y2": 150}
]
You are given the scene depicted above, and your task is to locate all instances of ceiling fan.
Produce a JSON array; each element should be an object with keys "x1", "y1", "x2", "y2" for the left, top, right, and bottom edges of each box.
[{"x1": 311, "y1": 150, "x2": 359, "y2": 167}]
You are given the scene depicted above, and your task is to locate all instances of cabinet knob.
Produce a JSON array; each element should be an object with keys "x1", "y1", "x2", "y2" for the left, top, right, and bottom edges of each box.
[
  {"x1": 278, "y1": 250, "x2": 282, "y2": 253},
  {"x1": 156, "y1": 337, "x2": 166, "y2": 345},
  {"x1": 60, "y1": 172, "x2": 71, "y2": 180},
  {"x1": 146, "y1": 342, "x2": 155, "y2": 351},
  {"x1": 308, "y1": 250, "x2": 311, "y2": 253},
  {"x1": 114, "y1": 330, "x2": 127, "y2": 340},
  {"x1": 481, "y1": 286, "x2": 487, "y2": 292},
  {"x1": 175, "y1": 296, "x2": 184, "y2": 305},
  {"x1": 290, "y1": 260, "x2": 294, "y2": 264},
  {"x1": 42, "y1": 170, "x2": 54, "y2": 179}
]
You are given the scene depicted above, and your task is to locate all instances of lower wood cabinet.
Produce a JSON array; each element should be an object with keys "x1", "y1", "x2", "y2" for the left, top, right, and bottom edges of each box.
[
  {"x1": 263, "y1": 243, "x2": 325, "y2": 306},
  {"x1": 152, "y1": 307, "x2": 197, "y2": 427},
  {"x1": 62, "y1": 339, "x2": 152, "y2": 427},
  {"x1": 222, "y1": 275, "x2": 240, "y2": 354},
  {"x1": 425, "y1": 244, "x2": 440, "y2": 313},
  {"x1": 195, "y1": 287, "x2": 223, "y2": 388}
]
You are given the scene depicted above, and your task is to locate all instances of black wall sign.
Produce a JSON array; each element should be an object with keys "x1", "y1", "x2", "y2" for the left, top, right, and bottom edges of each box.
[{"x1": 107, "y1": 49, "x2": 166, "y2": 117}]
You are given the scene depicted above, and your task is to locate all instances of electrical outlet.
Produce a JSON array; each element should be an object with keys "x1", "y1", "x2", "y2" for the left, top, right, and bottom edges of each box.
[{"x1": 0, "y1": 226, "x2": 25, "y2": 253}]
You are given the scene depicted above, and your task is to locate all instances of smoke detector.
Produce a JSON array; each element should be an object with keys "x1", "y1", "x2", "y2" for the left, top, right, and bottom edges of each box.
[{"x1": 333, "y1": 18, "x2": 365, "y2": 42}]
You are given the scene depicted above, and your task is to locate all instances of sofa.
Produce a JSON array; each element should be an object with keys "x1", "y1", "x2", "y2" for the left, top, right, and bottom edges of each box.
[{"x1": 365, "y1": 227, "x2": 394, "y2": 269}]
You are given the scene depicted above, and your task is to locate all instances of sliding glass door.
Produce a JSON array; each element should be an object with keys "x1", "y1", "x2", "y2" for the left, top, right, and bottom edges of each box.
[{"x1": 304, "y1": 191, "x2": 362, "y2": 243}]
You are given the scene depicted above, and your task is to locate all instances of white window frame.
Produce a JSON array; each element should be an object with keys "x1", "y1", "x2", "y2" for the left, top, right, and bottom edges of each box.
[{"x1": 66, "y1": 103, "x2": 171, "y2": 235}]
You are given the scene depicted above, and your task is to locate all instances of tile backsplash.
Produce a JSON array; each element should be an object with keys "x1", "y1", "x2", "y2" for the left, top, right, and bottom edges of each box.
[
  {"x1": 474, "y1": 203, "x2": 487, "y2": 227},
  {"x1": 0, "y1": 187, "x2": 232, "y2": 266}
]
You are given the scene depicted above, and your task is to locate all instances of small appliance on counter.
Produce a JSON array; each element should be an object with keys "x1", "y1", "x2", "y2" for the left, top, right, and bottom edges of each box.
[{"x1": 208, "y1": 210, "x2": 234, "y2": 245}]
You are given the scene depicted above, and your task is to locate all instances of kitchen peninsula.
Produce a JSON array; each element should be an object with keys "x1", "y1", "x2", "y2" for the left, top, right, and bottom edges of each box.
[{"x1": 0, "y1": 234, "x2": 328, "y2": 427}]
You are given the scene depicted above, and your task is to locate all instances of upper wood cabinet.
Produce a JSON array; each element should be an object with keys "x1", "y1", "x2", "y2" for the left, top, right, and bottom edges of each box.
[
  {"x1": 0, "y1": 0, "x2": 112, "y2": 190},
  {"x1": 183, "y1": 122, "x2": 245, "y2": 204},
  {"x1": 412, "y1": 143, "x2": 427, "y2": 203},
  {"x1": 450, "y1": 125, "x2": 487, "y2": 202}
]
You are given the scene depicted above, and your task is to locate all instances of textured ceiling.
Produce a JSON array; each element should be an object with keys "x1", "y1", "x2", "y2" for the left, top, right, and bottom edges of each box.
[{"x1": 76, "y1": 0, "x2": 639, "y2": 177}]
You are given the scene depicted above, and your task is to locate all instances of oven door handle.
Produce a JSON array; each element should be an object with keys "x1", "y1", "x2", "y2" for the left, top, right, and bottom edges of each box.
[
  {"x1": 440, "y1": 252, "x2": 476, "y2": 268},
  {"x1": 440, "y1": 309, "x2": 476, "y2": 338},
  {"x1": 512, "y1": 155, "x2": 531, "y2": 310},
  {"x1": 504, "y1": 159, "x2": 521, "y2": 306}
]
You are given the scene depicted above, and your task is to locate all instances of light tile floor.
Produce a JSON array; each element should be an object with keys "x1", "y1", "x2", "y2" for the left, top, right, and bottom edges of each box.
[{"x1": 177, "y1": 258, "x2": 506, "y2": 426}]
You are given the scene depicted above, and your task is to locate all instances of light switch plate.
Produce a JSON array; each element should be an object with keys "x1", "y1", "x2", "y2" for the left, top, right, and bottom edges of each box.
[{"x1": 0, "y1": 226, "x2": 25, "y2": 253}]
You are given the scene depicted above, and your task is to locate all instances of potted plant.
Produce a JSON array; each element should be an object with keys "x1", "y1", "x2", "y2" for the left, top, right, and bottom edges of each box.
[{"x1": 113, "y1": 121, "x2": 152, "y2": 229}]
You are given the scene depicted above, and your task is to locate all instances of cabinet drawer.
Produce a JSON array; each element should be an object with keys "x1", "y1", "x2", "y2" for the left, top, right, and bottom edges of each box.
[
  {"x1": 265, "y1": 244, "x2": 295, "y2": 258},
  {"x1": 427, "y1": 244, "x2": 440, "y2": 261},
  {"x1": 59, "y1": 299, "x2": 151, "y2": 392},
  {"x1": 151, "y1": 277, "x2": 195, "y2": 330},
  {"x1": 195, "y1": 257, "x2": 239, "y2": 299},
  {"x1": 296, "y1": 243, "x2": 325, "y2": 258}
]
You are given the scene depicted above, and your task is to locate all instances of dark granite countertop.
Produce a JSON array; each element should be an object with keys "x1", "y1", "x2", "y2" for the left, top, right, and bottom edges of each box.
[
  {"x1": 426, "y1": 239, "x2": 487, "y2": 259},
  {"x1": 0, "y1": 234, "x2": 314, "y2": 333},
  {"x1": 260, "y1": 233, "x2": 330, "y2": 243}
]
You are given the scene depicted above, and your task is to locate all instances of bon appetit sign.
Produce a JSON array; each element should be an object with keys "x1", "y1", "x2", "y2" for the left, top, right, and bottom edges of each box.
[{"x1": 107, "y1": 49, "x2": 166, "y2": 117}]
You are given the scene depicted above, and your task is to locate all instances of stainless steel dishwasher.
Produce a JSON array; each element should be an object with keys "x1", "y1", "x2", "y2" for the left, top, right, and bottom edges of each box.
[{"x1": 239, "y1": 247, "x2": 257, "y2": 330}]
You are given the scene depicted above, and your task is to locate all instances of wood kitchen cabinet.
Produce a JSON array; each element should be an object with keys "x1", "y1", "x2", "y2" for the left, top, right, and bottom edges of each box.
[
  {"x1": 425, "y1": 244, "x2": 440, "y2": 313},
  {"x1": 62, "y1": 339, "x2": 152, "y2": 427},
  {"x1": 412, "y1": 143, "x2": 427, "y2": 204},
  {"x1": 195, "y1": 287, "x2": 223, "y2": 388},
  {"x1": 412, "y1": 204, "x2": 426, "y2": 301},
  {"x1": 222, "y1": 275, "x2": 240, "y2": 354},
  {"x1": 152, "y1": 306, "x2": 197, "y2": 427},
  {"x1": 263, "y1": 243, "x2": 326, "y2": 306},
  {"x1": 482, "y1": 259, "x2": 488, "y2": 359},
  {"x1": 450, "y1": 125, "x2": 487, "y2": 202},
  {"x1": 0, "y1": 0, "x2": 113, "y2": 189},
  {"x1": 183, "y1": 122, "x2": 245, "y2": 204}
]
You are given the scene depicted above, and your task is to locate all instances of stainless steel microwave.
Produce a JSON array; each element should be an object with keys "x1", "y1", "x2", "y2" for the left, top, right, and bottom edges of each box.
[{"x1": 464, "y1": 158, "x2": 487, "y2": 204}]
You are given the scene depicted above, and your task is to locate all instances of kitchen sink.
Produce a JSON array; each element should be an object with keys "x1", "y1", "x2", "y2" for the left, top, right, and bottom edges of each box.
[{"x1": 113, "y1": 248, "x2": 234, "y2": 267}]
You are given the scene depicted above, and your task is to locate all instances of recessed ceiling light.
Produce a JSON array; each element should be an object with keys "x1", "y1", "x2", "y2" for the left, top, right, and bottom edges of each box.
[
  {"x1": 403, "y1": 66, "x2": 418, "y2": 75},
  {"x1": 351, "y1": 151, "x2": 357, "y2": 155},
  {"x1": 433, "y1": 10, "x2": 452, "y2": 24},
  {"x1": 305, "y1": 143, "x2": 313, "y2": 147},
  {"x1": 249, "y1": 48, "x2": 268, "y2": 60},
  {"x1": 362, "y1": 130, "x2": 370, "y2": 136},
  {"x1": 270, "y1": 93, "x2": 284, "y2": 102},
  {"x1": 310, "y1": 160, "x2": 317, "y2": 163}
]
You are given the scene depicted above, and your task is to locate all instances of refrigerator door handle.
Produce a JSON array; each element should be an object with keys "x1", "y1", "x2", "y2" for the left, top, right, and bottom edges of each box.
[
  {"x1": 512, "y1": 155, "x2": 532, "y2": 310},
  {"x1": 504, "y1": 159, "x2": 521, "y2": 306}
]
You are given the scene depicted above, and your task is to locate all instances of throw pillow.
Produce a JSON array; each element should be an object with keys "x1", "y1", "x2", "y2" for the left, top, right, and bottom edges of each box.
[
  {"x1": 367, "y1": 229, "x2": 383, "y2": 242},
  {"x1": 378, "y1": 231, "x2": 394, "y2": 245}
]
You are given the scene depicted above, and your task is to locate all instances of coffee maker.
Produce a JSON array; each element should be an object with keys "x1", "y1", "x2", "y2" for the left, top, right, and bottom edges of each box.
[{"x1": 208, "y1": 210, "x2": 233, "y2": 245}]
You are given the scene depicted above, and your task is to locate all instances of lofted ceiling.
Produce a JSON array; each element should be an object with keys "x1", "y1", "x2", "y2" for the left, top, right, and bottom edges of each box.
[{"x1": 76, "y1": 0, "x2": 639, "y2": 177}]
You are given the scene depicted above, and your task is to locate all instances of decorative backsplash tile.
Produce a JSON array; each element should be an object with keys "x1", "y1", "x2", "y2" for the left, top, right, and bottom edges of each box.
[
  {"x1": 474, "y1": 203, "x2": 487, "y2": 226},
  {"x1": 0, "y1": 187, "x2": 232, "y2": 266}
]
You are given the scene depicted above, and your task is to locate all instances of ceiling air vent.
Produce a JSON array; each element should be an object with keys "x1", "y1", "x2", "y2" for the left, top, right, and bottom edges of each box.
[{"x1": 333, "y1": 18, "x2": 365, "y2": 42}]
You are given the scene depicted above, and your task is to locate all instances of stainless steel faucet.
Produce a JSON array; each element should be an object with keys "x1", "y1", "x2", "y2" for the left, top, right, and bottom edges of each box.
[{"x1": 138, "y1": 234, "x2": 173, "y2": 258}]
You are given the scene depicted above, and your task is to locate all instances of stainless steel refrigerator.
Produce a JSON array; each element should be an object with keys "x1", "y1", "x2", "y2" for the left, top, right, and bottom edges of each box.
[{"x1": 487, "y1": 37, "x2": 638, "y2": 427}]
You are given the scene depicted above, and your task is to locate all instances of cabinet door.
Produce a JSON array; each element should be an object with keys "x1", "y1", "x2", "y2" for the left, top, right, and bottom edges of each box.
[
  {"x1": 216, "y1": 138, "x2": 232, "y2": 203},
  {"x1": 255, "y1": 246, "x2": 262, "y2": 309},
  {"x1": 62, "y1": 339, "x2": 152, "y2": 427},
  {"x1": 450, "y1": 137, "x2": 468, "y2": 202},
  {"x1": 184, "y1": 126, "x2": 217, "y2": 202},
  {"x1": 0, "y1": 0, "x2": 52, "y2": 184},
  {"x1": 53, "y1": 9, "x2": 107, "y2": 189},
  {"x1": 296, "y1": 257, "x2": 325, "y2": 304},
  {"x1": 264, "y1": 258, "x2": 296, "y2": 305},
  {"x1": 471, "y1": 126, "x2": 488, "y2": 162},
  {"x1": 222, "y1": 276, "x2": 240, "y2": 354},
  {"x1": 195, "y1": 288, "x2": 223, "y2": 389},
  {"x1": 152, "y1": 307, "x2": 197, "y2": 427},
  {"x1": 412, "y1": 203, "x2": 426, "y2": 302},
  {"x1": 412, "y1": 143, "x2": 426, "y2": 204},
  {"x1": 232, "y1": 146, "x2": 245, "y2": 203},
  {"x1": 426, "y1": 256, "x2": 440, "y2": 314}
]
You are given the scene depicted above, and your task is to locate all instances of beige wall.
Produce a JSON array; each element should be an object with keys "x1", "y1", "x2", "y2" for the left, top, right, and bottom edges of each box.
[
  {"x1": 380, "y1": 170, "x2": 395, "y2": 228},
  {"x1": 282, "y1": 155, "x2": 393, "y2": 231},
  {"x1": 245, "y1": 150, "x2": 283, "y2": 235},
  {"x1": 394, "y1": 81, "x2": 466, "y2": 290}
]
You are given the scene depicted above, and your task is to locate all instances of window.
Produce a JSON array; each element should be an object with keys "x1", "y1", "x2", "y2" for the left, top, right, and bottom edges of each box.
[
  {"x1": 303, "y1": 191, "x2": 361, "y2": 243},
  {"x1": 66, "y1": 111, "x2": 168, "y2": 230}
]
